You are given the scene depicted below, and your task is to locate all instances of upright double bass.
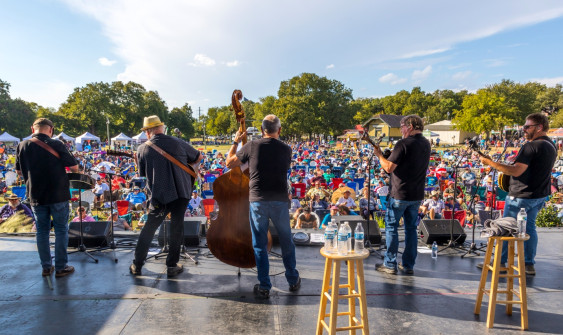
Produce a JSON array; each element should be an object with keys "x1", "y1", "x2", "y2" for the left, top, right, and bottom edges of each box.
[{"x1": 206, "y1": 90, "x2": 272, "y2": 268}]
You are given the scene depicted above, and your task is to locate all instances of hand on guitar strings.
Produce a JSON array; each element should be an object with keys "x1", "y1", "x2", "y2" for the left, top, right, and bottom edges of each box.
[{"x1": 234, "y1": 130, "x2": 246, "y2": 144}]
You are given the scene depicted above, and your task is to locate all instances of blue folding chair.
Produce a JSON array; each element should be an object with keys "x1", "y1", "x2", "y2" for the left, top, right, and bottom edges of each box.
[
  {"x1": 332, "y1": 166, "x2": 343, "y2": 178},
  {"x1": 320, "y1": 165, "x2": 330, "y2": 171},
  {"x1": 354, "y1": 178, "x2": 365, "y2": 190},
  {"x1": 378, "y1": 196, "x2": 387, "y2": 211},
  {"x1": 11, "y1": 185, "x2": 27, "y2": 200},
  {"x1": 295, "y1": 165, "x2": 307, "y2": 172},
  {"x1": 347, "y1": 182, "x2": 359, "y2": 193}
]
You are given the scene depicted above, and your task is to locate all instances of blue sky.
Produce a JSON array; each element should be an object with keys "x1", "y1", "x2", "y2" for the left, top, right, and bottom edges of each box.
[{"x1": 2, "y1": 0, "x2": 563, "y2": 115}]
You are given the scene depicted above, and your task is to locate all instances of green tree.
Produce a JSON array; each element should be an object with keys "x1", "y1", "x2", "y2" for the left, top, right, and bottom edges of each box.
[
  {"x1": 453, "y1": 89, "x2": 514, "y2": 135},
  {"x1": 0, "y1": 79, "x2": 36, "y2": 138},
  {"x1": 168, "y1": 103, "x2": 196, "y2": 140}
]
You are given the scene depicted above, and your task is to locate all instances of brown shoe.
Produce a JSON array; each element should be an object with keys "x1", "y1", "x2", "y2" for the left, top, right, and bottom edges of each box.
[
  {"x1": 42, "y1": 266, "x2": 54, "y2": 276},
  {"x1": 525, "y1": 264, "x2": 536, "y2": 276},
  {"x1": 55, "y1": 265, "x2": 75, "y2": 278}
]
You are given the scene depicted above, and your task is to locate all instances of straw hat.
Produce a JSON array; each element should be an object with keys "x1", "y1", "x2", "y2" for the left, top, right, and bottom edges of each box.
[
  {"x1": 7, "y1": 194, "x2": 20, "y2": 200},
  {"x1": 430, "y1": 190, "x2": 440, "y2": 197},
  {"x1": 141, "y1": 115, "x2": 165, "y2": 131}
]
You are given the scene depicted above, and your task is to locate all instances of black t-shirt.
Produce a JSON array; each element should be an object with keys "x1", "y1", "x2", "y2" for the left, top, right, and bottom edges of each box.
[
  {"x1": 236, "y1": 137, "x2": 291, "y2": 202},
  {"x1": 137, "y1": 134, "x2": 201, "y2": 205},
  {"x1": 16, "y1": 133, "x2": 78, "y2": 206},
  {"x1": 509, "y1": 136, "x2": 556, "y2": 199},
  {"x1": 387, "y1": 133, "x2": 430, "y2": 201}
]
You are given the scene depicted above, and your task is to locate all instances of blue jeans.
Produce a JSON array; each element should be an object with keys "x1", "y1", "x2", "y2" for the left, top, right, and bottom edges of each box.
[
  {"x1": 501, "y1": 196, "x2": 545, "y2": 265},
  {"x1": 32, "y1": 202, "x2": 70, "y2": 271},
  {"x1": 249, "y1": 201, "x2": 299, "y2": 290},
  {"x1": 384, "y1": 198, "x2": 422, "y2": 270}
]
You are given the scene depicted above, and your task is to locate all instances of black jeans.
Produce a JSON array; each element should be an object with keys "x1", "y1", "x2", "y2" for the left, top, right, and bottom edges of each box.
[{"x1": 134, "y1": 197, "x2": 189, "y2": 268}]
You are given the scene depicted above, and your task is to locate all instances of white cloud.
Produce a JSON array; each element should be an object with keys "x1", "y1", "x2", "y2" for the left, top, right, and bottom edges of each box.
[
  {"x1": 98, "y1": 57, "x2": 117, "y2": 66},
  {"x1": 412, "y1": 65, "x2": 432, "y2": 81},
  {"x1": 530, "y1": 76, "x2": 563, "y2": 86},
  {"x1": 399, "y1": 48, "x2": 450, "y2": 59},
  {"x1": 225, "y1": 60, "x2": 240, "y2": 67},
  {"x1": 189, "y1": 54, "x2": 216, "y2": 67},
  {"x1": 379, "y1": 73, "x2": 407, "y2": 85},
  {"x1": 56, "y1": 0, "x2": 563, "y2": 110},
  {"x1": 484, "y1": 58, "x2": 507, "y2": 67},
  {"x1": 326, "y1": 64, "x2": 335, "y2": 69},
  {"x1": 452, "y1": 71, "x2": 472, "y2": 81},
  {"x1": 11, "y1": 80, "x2": 74, "y2": 109}
]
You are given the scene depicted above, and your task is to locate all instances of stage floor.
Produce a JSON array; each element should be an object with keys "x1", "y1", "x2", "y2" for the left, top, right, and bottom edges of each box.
[{"x1": 0, "y1": 227, "x2": 562, "y2": 335}]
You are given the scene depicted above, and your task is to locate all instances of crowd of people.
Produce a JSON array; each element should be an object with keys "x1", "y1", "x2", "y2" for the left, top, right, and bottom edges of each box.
[{"x1": 0, "y1": 112, "x2": 561, "y2": 294}]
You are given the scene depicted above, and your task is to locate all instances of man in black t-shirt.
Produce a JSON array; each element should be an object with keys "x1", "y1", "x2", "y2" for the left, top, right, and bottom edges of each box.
[
  {"x1": 16, "y1": 118, "x2": 79, "y2": 277},
  {"x1": 372, "y1": 115, "x2": 430, "y2": 275},
  {"x1": 226, "y1": 114, "x2": 300, "y2": 298},
  {"x1": 480, "y1": 113, "x2": 556, "y2": 275},
  {"x1": 130, "y1": 115, "x2": 202, "y2": 277}
]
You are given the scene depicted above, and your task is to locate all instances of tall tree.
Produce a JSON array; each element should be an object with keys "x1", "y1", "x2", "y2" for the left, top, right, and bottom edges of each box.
[
  {"x1": 452, "y1": 89, "x2": 514, "y2": 136},
  {"x1": 168, "y1": 103, "x2": 196, "y2": 139},
  {"x1": 0, "y1": 79, "x2": 36, "y2": 138}
]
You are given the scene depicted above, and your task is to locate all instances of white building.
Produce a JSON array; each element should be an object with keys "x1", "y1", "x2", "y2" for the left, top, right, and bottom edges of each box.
[{"x1": 425, "y1": 120, "x2": 476, "y2": 145}]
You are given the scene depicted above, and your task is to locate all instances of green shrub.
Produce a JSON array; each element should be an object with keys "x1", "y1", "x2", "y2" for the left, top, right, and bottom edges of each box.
[{"x1": 536, "y1": 205, "x2": 562, "y2": 227}]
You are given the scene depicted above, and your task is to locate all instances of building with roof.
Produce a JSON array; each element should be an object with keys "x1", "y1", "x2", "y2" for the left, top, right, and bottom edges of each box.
[
  {"x1": 425, "y1": 120, "x2": 476, "y2": 144},
  {"x1": 361, "y1": 114, "x2": 403, "y2": 144}
]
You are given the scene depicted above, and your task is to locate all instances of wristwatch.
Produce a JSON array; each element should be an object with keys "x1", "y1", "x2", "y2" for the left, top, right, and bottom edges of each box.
[{"x1": 233, "y1": 141, "x2": 239, "y2": 146}]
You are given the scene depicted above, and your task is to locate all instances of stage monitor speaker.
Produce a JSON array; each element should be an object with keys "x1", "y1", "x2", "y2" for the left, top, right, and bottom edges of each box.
[
  {"x1": 68, "y1": 221, "x2": 111, "y2": 248},
  {"x1": 333, "y1": 215, "x2": 382, "y2": 244},
  {"x1": 158, "y1": 218, "x2": 204, "y2": 247},
  {"x1": 419, "y1": 219, "x2": 466, "y2": 245}
]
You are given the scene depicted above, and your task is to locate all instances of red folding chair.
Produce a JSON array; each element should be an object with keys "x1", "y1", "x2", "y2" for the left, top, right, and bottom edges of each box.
[
  {"x1": 330, "y1": 178, "x2": 343, "y2": 190},
  {"x1": 116, "y1": 200, "x2": 130, "y2": 216},
  {"x1": 202, "y1": 199, "x2": 215, "y2": 220},
  {"x1": 443, "y1": 210, "x2": 467, "y2": 227},
  {"x1": 292, "y1": 183, "x2": 307, "y2": 198}
]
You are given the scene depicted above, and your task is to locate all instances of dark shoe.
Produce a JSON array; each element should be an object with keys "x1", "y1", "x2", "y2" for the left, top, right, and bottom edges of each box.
[
  {"x1": 253, "y1": 284, "x2": 270, "y2": 299},
  {"x1": 398, "y1": 263, "x2": 414, "y2": 275},
  {"x1": 525, "y1": 264, "x2": 536, "y2": 276},
  {"x1": 130, "y1": 263, "x2": 142, "y2": 275},
  {"x1": 55, "y1": 265, "x2": 75, "y2": 278},
  {"x1": 289, "y1": 277, "x2": 301, "y2": 292},
  {"x1": 42, "y1": 266, "x2": 54, "y2": 276},
  {"x1": 375, "y1": 263, "x2": 397, "y2": 275},
  {"x1": 167, "y1": 264, "x2": 184, "y2": 277}
]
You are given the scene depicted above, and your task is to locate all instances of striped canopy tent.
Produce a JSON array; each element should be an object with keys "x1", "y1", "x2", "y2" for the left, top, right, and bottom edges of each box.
[{"x1": 548, "y1": 128, "x2": 563, "y2": 137}]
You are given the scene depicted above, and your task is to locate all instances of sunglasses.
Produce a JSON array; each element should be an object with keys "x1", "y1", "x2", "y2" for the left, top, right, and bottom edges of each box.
[{"x1": 522, "y1": 124, "x2": 539, "y2": 130}]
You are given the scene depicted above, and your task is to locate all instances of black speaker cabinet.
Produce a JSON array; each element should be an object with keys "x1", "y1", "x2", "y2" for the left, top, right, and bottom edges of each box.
[
  {"x1": 333, "y1": 215, "x2": 382, "y2": 244},
  {"x1": 419, "y1": 219, "x2": 466, "y2": 245},
  {"x1": 68, "y1": 221, "x2": 111, "y2": 248},
  {"x1": 158, "y1": 218, "x2": 204, "y2": 247}
]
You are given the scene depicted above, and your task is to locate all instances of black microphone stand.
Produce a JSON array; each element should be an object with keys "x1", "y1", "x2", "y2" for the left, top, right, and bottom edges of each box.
[
  {"x1": 461, "y1": 160, "x2": 489, "y2": 258},
  {"x1": 438, "y1": 149, "x2": 469, "y2": 253}
]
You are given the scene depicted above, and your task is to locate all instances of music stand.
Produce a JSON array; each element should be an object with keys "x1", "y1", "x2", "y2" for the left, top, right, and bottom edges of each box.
[
  {"x1": 146, "y1": 219, "x2": 199, "y2": 265},
  {"x1": 67, "y1": 175, "x2": 99, "y2": 263},
  {"x1": 438, "y1": 151, "x2": 469, "y2": 254}
]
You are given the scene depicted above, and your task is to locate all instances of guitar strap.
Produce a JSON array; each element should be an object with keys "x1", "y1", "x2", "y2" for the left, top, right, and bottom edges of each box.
[
  {"x1": 145, "y1": 140, "x2": 197, "y2": 180},
  {"x1": 29, "y1": 137, "x2": 60, "y2": 159}
]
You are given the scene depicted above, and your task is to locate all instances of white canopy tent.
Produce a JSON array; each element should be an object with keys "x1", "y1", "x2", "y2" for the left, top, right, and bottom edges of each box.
[
  {"x1": 54, "y1": 132, "x2": 75, "y2": 143},
  {"x1": 0, "y1": 132, "x2": 21, "y2": 144},
  {"x1": 75, "y1": 132, "x2": 100, "y2": 144},
  {"x1": 111, "y1": 133, "x2": 133, "y2": 147},
  {"x1": 132, "y1": 132, "x2": 148, "y2": 143}
]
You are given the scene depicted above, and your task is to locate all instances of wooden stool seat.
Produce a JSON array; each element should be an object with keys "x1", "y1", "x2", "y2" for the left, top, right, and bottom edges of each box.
[
  {"x1": 474, "y1": 235, "x2": 530, "y2": 329},
  {"x1": 316, "y1": 247, "x2": 370, "y2": 335}
]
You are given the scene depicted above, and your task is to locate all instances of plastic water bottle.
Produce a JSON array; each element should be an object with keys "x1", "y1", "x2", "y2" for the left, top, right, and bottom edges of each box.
[
  {"x1": 337, "y1": 223, "x2": 349, "y2": 256},
  {"x1": 329, "y1": 221, "x2": 339, "y2": 253},
  {"x1": 324, "y1": 222, "x2": 335, "y2": 253},
  {"x1": 354, "y1": 223, "x2": 365, "y2": 253},
  {"x1": 517, "y1": 208, "x2": 527, "y2": 238},
  {"x1": 343, "y1": 221, "x2": 352, "y2": 253},
  {"x1": 431, "y1": 241, "x2": 438, "y2": 259}
]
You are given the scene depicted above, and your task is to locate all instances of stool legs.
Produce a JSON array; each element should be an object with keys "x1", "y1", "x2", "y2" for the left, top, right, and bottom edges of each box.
[
  {"x1": 329, "y1": 260, "x2": 341, "y2": 334},
  {"x1": 347, "y1": 260, "x2": 356, "y2": 333},
  {"x1": 356, "y1": 260, "x2": 369, "y2": 335},
  {"x1": 487, "y1": 239, "x2": 504, "y2": 328},
  {"x1": 317, "y1": 258, "x2": 333, "y2": 335},
  {"x1": 475, "y1": 238, "x2": 494, "y2": 314},
  {"x1": 517, "y1": 241, "x2": 528, "y2": 330},
  {"x1": 475, "y1": 238, "x2": 528, "y2": 330}
]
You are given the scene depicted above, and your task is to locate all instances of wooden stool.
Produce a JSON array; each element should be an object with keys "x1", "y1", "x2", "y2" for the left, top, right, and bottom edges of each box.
[
  {"x1": 316, "y1": 247, "x2": 370, "y2": 335},
  {"x1": 474, "y1": 235, "x2": 529, "y2": 329}
]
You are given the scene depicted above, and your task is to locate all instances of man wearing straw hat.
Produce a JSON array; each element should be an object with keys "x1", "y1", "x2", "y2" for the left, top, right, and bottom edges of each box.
[
  {"x1": 130, "y1": 115, "x2": 202, "y2": 277},
  {"x1": 0, "y1": 193, "x2": 34, "y2": 226},
  {"x1": 16, "y1": 118, "x2": 79, "y2": 277}
]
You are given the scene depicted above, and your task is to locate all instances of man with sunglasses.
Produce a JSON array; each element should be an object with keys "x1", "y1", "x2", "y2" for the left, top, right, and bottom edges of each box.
[
  {"x1": 479, "y1": 112, "x2": 556, "y2": 275},
  {"x1": 372, "y1": 115, "x2": 431, "y2": 275}
]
